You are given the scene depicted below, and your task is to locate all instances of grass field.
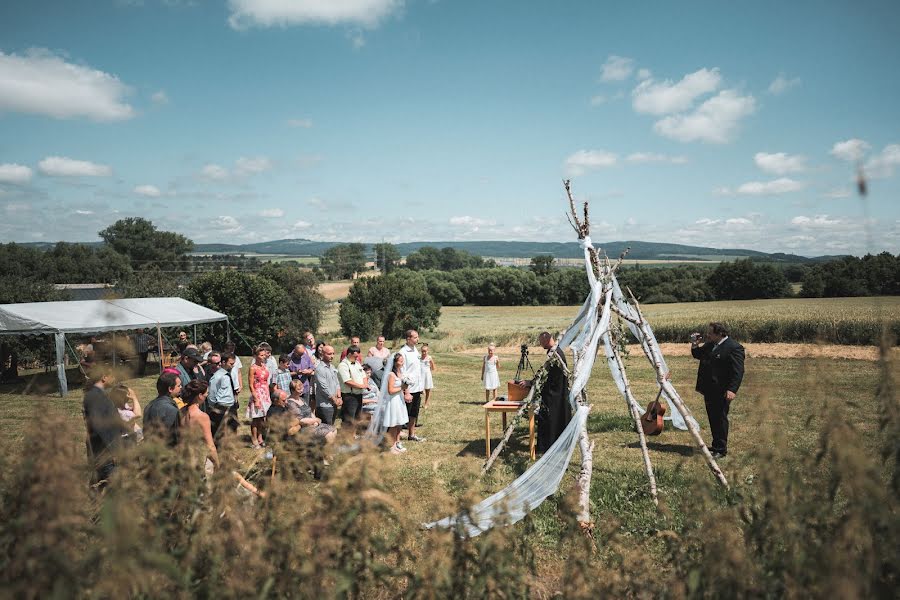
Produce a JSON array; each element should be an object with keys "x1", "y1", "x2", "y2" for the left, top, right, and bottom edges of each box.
[
  {"x1": 2, "y1": 299, "x2": 897, "y2": 596},
  {"x1": 320, "y1": 296, "x2": 900, "y2": 349}
]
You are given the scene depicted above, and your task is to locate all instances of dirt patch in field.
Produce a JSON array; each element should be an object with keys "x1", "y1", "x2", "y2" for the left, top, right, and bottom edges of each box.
[
  {"x1": 460, "y1": 342, "x2": 896, "y2": 361},
  {"x1": 319, "y1": 281, "x2": 352, "y2": 301}
]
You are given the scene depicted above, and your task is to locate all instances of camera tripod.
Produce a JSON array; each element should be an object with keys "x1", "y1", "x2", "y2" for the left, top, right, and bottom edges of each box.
[{"x1": 514, "y1": 344, "x2": 536, "y2": 382}]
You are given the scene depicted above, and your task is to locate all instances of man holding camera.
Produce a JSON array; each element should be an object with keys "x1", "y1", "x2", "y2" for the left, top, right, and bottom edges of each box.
[{"x1": 691, "y1": 322, "x2": 745, "y2": 459}]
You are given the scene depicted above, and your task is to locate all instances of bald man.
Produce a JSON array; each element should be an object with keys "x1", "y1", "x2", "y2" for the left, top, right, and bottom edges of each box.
[{"x1": 313, "y1": 345, "x2": 342, "y2": 425}]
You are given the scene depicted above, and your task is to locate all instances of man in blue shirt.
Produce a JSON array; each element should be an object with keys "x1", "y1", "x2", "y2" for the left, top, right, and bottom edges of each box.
[{"x1": 207, "y1": 352, "x2": 237, "y2": 439}]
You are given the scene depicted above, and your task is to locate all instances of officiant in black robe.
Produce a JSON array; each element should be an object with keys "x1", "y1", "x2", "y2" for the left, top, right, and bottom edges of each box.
[{"x1": 536, "y1": 331, "x2": 571, "y2": 453}]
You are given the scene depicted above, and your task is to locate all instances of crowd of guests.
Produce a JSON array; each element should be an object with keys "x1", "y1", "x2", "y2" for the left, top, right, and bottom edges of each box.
[{"x1": 81, "y1": 329, "x2": 437, "y2": 486}]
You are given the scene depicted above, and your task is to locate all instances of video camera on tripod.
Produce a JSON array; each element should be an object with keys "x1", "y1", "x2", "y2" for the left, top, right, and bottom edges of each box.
[{"x1": 507, "y1": 343, "x2": 536, "y2": 402}]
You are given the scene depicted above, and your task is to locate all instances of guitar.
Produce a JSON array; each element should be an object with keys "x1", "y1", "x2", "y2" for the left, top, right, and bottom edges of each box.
[{"x1": 641, "y1": 389, "x2": 666, "y2": 436}]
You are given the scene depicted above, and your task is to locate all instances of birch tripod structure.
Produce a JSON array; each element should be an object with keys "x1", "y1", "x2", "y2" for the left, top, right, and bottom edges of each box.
[{"x1": 424, "y1": 181, "x2": 727, "y2": 538}]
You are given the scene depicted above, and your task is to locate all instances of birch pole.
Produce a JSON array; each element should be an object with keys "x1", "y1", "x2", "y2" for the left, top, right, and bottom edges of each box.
[
  {"x1": 625, "y1": 288, "x2": 730, "y2": 488},
  {"x1": 608, "y1": 343, "x2": 659, "y2": 505}
]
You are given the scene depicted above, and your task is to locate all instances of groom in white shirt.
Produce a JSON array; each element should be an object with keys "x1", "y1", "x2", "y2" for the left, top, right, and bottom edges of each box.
[{"x1": 399, "y1": 329, "x2": 425, "y2": 442}]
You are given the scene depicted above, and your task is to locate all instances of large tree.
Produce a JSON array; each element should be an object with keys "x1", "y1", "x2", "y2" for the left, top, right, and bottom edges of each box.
[
  {"x1": 373, "y1": 242, "x2": 401, "y2": 274},
  {"x1": 257, "y1": 263, "x2": 327, "y2": 338},
  {"x1": 339, "y1": 270, "x2": 440, "y2": 339},
  {"x1": 530, "y1": 254, "x2": 555, "y2": 277},
  {"x1": 319, "y1": 243, "x2": 367, "y2": 280},
  {"x1": 99, "y1": 217, "x2": 194, "y2": 272}
]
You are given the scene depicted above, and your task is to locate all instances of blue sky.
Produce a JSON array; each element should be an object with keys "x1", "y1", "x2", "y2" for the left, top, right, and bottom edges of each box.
[{"x1": 1, "y1": 0, "x2": 898, "y2": 256}]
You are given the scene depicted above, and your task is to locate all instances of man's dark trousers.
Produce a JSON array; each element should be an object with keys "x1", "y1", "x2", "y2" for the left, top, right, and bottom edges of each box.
[{"x1": 704, "y1": 393, "x2": 730, "y2": 455}]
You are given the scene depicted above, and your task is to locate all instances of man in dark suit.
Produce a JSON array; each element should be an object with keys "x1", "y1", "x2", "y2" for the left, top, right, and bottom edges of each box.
[
  {"x1": 691, "y1": 322, "x2": 745, "y2": 458},
  {"x1": 537, "y1": 331, "x2": 571, "y2": 453}
]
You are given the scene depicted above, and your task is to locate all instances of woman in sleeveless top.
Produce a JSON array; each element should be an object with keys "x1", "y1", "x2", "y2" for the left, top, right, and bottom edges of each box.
[
  {"x1": 481, "y1": 343, "x2": 500, "y2": 402},
  {"x1": 248, "y1": 346, "x2": 271, "y2": 449},
  {"x1": 179, "y1": 379, "x2": 218, "y2": 474},
  {"x1": 381, "y1": 352, "x2": 410, "y2": 454}
]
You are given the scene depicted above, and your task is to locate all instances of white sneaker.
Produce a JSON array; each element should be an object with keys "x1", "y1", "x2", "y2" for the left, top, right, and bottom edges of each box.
[{"x1": 394, "y1": 442, "x2": 407, "y2": 453}]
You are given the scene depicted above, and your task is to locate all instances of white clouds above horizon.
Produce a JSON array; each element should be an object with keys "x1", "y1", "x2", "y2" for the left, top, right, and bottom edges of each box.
[
  {"x1": 653, "y1": 89, "x2": 756, "y2": 143},
  {"x1": 631, "y1": 68, "x2": 721, "y2": 116},
  {"x1": 564, "y1": 149, "x2": 689, "y2": 175},
  {"x1": 286, "y1": 117, "x2": 313, "y2": 128},
  {"x1": 260, "y1": 208, "x2": 285, "y2": 217},
  {"x1": 227, "y1": 0, "x2": 403, "y2": 29},
  {"x1": 200, "y1": 156, "x2": 272, "y2": 180},
  {"x1": 0, "y1": 163, "x2": 33, "y2": 184},
  {"x1": 0, "y1": 49, "x2": 135, "y2": 121},
  {"x1": 865, "y1": 144, "x2": 900, "y2": 179},
  {"x1": 600, "y1": 55, "x2": 634, "y2": 81},
  {"x1": 134, "y1": 184, "x2": 161, "y2": 197},
  {"x1": 754, "y1": 152, "x2": 806, "y2": 175},
  {"x1": 830, "y1": 138, "x2": 870, "y2": 162},
  {"x1": 38, "y1": 156, "x2": 112, "y2": 177},
  {"x1": 212, "y1": 215, "x2": 242, "y2": 233},
  {"x1": 736, "y1": 177, "x2": 805, "y2": 195},
  {"x1": 151, "y1": 90, "x2": 169, "y2": 105},
  {"x1": 768, "y1": 73, "x2": 800, "y2": 95}
]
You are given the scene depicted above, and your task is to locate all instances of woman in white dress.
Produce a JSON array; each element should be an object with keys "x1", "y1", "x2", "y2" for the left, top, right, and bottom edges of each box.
[
  {"x1": 421, "y1": 343, "x2": 435, "y2": 408},
  {"x1": 381, "y1": 352, "x2": 410, "y2": 454},
  {"x1": 481, "y1": 344, "x2": 500, "y2": 402}
]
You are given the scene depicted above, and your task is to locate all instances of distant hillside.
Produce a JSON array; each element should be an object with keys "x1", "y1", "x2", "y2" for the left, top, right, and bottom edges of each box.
[
  {"x1": 16, "y1": 238, "x2": 841, "y2": 263},
  {"x1": 192, "y1": 238, "x2": 820, "y2": 263}
]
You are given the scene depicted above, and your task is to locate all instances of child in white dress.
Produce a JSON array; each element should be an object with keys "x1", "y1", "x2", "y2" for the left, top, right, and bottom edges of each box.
[
  {"x1": 481, "y1": 344, "x2": 500, "y2": 402},
  {"x1": 421, "y1": 343, "x2": 435, "y2": 408}
]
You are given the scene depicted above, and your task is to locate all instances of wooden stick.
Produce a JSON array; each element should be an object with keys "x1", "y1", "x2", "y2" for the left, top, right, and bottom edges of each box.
[
  {"x1": 624, "y1": 285, "x2": 730, "y2": 488},
  {"x1": 610, "y1": 344, "x2": 659, "y2": 506}
]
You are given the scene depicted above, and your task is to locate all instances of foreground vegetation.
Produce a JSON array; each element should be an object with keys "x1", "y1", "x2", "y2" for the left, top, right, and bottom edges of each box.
[{"x1": 1, "y1": 331, "x2": 897, "y2": 597}]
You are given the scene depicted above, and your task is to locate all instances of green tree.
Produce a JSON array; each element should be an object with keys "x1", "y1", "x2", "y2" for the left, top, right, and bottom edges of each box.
[
  {"x1": 529, "y1": 255, "x2": 555, "y2": 277},
  {"x1": 339, "y1": 271, "x2": 440, "y2": 339},
  {"x1": 373, "y1": 243, "x2": 401, "y2": 274},
  {"x1": 320, "y1": 243, "x2": 367, "y2": 280},
  {"x1": 257, "y1": 263, "x2": 327, "y2": 337},
  {"x1": 99, "y1": 217, "x2": 194, "y2": 272},
  {"x1": 185, "y1": 271, "x2": 291, "y2": 351},
  {"x1": 707, "y1": 259, "x2": 791, "y2": 300}
]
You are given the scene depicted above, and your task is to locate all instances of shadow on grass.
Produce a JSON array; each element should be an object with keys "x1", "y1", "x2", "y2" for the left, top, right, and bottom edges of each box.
[{"x1": 627, "y1": 440, "x2": 695, "y2": 456}]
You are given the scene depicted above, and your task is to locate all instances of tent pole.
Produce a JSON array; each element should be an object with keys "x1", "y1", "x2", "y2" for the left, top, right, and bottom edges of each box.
[
  {"x1": 193, "y1": 324, "x2": 198, "y2": 345},
  {"x1": 157, "y1": 326, "x2": 164, "y2": 374},
  {"x1": 54, "y1": 332, "x2": 68, "y2": 397},
  {"x1": 112, "y1": 332, "x2": 117, "y2": 368},
  {"x1": 226, "y1": 319, "x2": 231, "y2": 344}
]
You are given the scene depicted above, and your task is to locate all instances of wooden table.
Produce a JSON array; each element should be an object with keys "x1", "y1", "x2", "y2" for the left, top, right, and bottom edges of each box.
[{"x1": 483, "y1": 400, "x2": 536, "y2": 461}]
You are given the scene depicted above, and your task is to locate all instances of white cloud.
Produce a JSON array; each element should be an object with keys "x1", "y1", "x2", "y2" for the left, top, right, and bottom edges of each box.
[
  {"x1": 589, "y1": 94, "x2": 607, "y2": 106},
  {"x1": 134, "y1": 184, "x2": 161, "y2": 197},
  {"x1": 38, "y1": 156, "x2": 112, "y2": 177},
  {"x1": 564, "y1": 149, "x2": 618, "y2": 176},
  {"x1": 754, "y1": 152, "x2": 806, "y2": 175},
  {"x1": 631, "y1": 68, "x2": 721, "y2": 115},
  {"x1": 636, "y1": 68, "x2": 651, "y2": 80},
  {"x1": 653, "y1": 89, "x2": 756, "y2": 143},
  {"x1": 830, "y1": 138, "x2": 870, "y2": 162},
  {"x1": 293, "y1": 220, "x2": 312, "y2": 229},
  {"x1": 74, "y1": 209, "x2": 94, "y2": 215},
  {"x1": 235, "y1": 156, "x2": 273, "y2": 175},
  {"x1": 791, "y1": 215, "x2": 842, "y2": 227},
  {"x1": 600, "y1": 55, "x2": 634, "y2": 82},
  {"x1": 625, "y1": 152, "x2": 688, "y2": 165},
  {"x1": 260, "y1": 208, "x2": 285, "y2": 218},
  {"x1": 768, "y1": 73, "x2": 800, "y2": 95},
  {"x1": 201, "y1": 164, "x2": 229, "y2": 180},
  {"x1": 0, "y1": 49, "x2": 134, "y2": 121},
  {"x1": 736, "y1": 177, "x2": 805, "y2": 195},
  {"x1": 823, "y1": 188, "x2": 852, "y2": 199},
  {"x1": 286, "y1": 117, "x2": 313, "y2": 128},
  {"x1": 449, "y1": 216, "x2": 495, "y2": 227},
  {"x1": 0, "y1": 163, "x2": 33, "y2": 184},
  {"x1": 227, "y1": 0, "x2": 403, "y2": 29},
  {"x1": 213, "y1": 215, "x2": 242, "y2": 233},
  {"x1": 865, "y1": 144, "x2": 900, "y2": 178},
  {"x1": 151, "y1": 90, "x2": 169, "y2": 104}
]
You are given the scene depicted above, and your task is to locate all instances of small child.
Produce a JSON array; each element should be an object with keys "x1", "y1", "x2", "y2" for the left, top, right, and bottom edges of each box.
[
  {"x1": 361, "y1": 364, "x2": 380, "y2": 420},
  {"x1": 481, "y1": 343, "x2": 500, "y2": 402},
  {"x1": 271, "y1": 354, "x2": 293, "y2": 396},
  {"x1": 421, "y1": 343, "x2": 435, "y2": 408}
]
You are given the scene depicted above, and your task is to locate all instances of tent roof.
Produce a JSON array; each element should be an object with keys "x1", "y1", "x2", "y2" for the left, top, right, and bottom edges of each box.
[{"x1": 0, "y1": 297, "x2": 227, "y2": 336}]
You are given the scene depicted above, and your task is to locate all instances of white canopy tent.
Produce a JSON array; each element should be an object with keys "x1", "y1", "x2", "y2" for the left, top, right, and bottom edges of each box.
[{"x1": 0, "y1": 298, "x2": 228, "y2": 396}]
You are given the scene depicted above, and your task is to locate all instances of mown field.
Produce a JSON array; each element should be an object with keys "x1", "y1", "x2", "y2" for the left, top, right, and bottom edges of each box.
[
  {"x1": 321, "y1": 296, "x2": 900, "y2": 348},
  {"x1": 1, "y1": 297, "x2": 897, "y2": 597}
]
